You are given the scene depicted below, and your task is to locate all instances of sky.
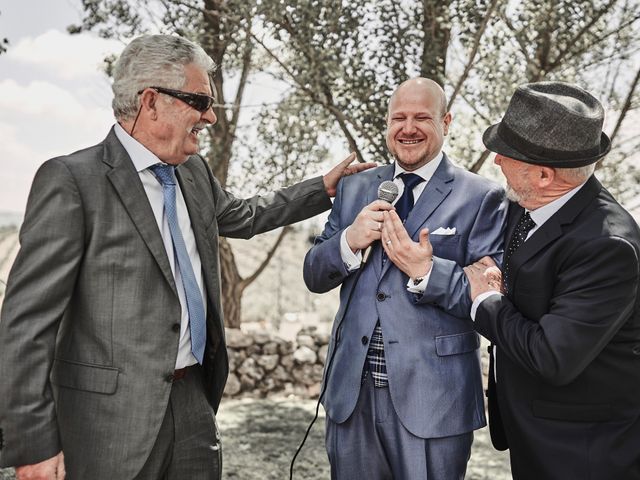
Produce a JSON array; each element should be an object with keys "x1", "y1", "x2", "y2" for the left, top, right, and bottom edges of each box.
[{"x1": 0, "y1": 0, "x2": 123, "y2": 213}]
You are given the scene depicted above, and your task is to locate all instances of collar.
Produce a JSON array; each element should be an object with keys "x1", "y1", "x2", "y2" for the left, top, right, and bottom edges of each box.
[
  {"x1": 114, "y1": 123, "x2": 163, "y2": 173},
  {"x1": 393, "y1": 151, "x2": 443, "y2": 183},
  {"x1": 529, "y1": 181, "x2": 587, "y2": 228}
]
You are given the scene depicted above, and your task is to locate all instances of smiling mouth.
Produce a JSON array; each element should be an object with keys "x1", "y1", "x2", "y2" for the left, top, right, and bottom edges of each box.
[
  {"x1": 398, "y1": 139, "x2": 423, "y2": 145},
  {"x1": 190, "y1": 127, "x2": 203, "y2": 136}
]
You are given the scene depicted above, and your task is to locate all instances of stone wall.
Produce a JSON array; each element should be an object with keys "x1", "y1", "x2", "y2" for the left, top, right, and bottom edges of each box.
[{"x1": 224, "y1": 326, "x2": 329, "y2": 399}]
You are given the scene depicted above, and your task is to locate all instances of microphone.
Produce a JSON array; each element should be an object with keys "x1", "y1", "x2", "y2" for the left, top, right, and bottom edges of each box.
[{"x1": 362, "y1": 180, "x2": 399, "y2": 264}]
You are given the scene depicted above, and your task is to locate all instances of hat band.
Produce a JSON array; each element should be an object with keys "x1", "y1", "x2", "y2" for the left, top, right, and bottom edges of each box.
[{"x1": 498, "y1": 122, "x2": 601, "y2": 162}]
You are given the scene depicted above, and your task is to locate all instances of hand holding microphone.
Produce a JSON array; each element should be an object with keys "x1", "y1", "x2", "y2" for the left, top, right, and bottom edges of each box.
[{"x1": 345, "y1": 181, "x2": 398, "y2": 263}]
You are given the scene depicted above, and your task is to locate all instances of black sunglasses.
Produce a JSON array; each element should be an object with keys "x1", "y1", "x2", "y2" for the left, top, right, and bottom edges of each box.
[{"x1": 138, "y1": 86, "x2": 215, "y2": 112}]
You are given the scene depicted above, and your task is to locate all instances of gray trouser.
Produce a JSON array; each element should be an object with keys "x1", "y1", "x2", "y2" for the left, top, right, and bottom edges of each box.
[
  {"x1": 135, "y1": 366, "x2": 222, "y2": 480},
  {"x1": 326, "y1": 376, "x2": 472, "y2": 480}
]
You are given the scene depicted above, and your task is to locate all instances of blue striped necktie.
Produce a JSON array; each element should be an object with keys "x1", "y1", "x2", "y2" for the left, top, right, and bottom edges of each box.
[{"x1": 150, "y1": 163, "x2": 207, "y2": 364}]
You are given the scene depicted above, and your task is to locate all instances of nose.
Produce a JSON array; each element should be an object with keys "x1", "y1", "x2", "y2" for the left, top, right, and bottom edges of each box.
[
  {"x1": 401, "y1": 119, "x2": 417, "y2": 135},
  {"x1": 202, "y1": 106, "x2": 217, "y2": 125}
]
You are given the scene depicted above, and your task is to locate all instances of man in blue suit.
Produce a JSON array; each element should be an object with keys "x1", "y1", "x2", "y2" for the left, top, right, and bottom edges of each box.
[{"x1": 303, "y1": 77, "x2": 507, "y2": 479}]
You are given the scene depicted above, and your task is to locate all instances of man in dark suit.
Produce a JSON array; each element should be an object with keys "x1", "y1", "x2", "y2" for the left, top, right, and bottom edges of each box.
[
  {"x1": 0, "y1": 34, "x2": 372, "y2": 480},
  {"x1": 465, "y1": 81, "x2": 640, "y2": 479},
  {"x1": 304, "y1": 78, "x2": 506, "y2": 479}
]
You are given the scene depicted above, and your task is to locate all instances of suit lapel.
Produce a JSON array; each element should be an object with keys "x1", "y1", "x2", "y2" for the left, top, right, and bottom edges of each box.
[
  {"x1": 508, "y1": 176, "x2": 602, "y2": 290},
  {"x1": 103, "y1": 129, "x2": 177, "y2": 293},
  {"x1": 404, "y1": 155, "x2": 454, "y2": 238},
  {"x1": 379, "y1": 156, "x2": 454, "y2": 279}
]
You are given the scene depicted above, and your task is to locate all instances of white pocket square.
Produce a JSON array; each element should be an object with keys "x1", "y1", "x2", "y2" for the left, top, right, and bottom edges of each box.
[{"x1": 431, "y1": 227, "x2": 456, "y2": 235}]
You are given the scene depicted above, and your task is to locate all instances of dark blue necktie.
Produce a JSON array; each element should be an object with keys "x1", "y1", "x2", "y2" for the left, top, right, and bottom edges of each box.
[
  {"x1": 395, "y1": 173, "x2": 425, "y2": 221},
  {"x1": 150, "y1": 164, "x2": 207, "y2": 364}
]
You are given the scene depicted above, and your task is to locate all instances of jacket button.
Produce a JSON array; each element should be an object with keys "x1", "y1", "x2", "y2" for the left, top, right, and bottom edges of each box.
[
  {"x1": 632, "y1": 345, "x2": 640, "y2": 355},
  {"x1": 376, "y1": 292, "x2": 386, "y2": 301},
  {"x1": 361, "y1": 336, "x2": 369, "y2": 345},
  {"x1": 165, "y1": 373, "x2": 174, "y2": 383},
  {"x1": 172, "y1": 323, "x2": 181, "y2": 333}
]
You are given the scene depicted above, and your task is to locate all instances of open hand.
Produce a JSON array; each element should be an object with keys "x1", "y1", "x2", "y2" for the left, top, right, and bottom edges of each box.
[
  {"x1": 381, "y1": 210, "x2": 433, "y2": 279},
  {"x1": 323, "y1": 153, "x2": 376, "y2": 197}
]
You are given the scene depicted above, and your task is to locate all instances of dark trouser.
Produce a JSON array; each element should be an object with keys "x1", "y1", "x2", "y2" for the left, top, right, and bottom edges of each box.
[
  {"x1": 135, "y1": 366, "x2": 222, "y2": 480},
  {"x1": 326, "y1": 375, "x2": 472, "y2": 480}
]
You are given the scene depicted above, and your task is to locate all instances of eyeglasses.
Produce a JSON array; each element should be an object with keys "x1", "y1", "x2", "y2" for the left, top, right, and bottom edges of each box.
[{"x1": 138, "y1": 86, "x2": 215, "y2": 112}]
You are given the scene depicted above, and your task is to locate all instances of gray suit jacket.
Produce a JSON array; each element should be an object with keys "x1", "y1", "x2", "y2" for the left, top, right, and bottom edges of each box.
[
  {"x1": 304, "y1": 157, "x2": 507, "y2": 438},
  {"x1": 0, "y1": 128, "x2": 332, "y2": 478}
]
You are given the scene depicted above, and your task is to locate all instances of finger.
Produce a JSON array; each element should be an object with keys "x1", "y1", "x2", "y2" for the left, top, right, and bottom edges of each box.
[
  {"x1": 418, "y1": 228, "x2": 430, "y2": 248},
  {"x1": 349, "y1": 161, "x2": 377, "y2": 173},
  {"x1": 367, "y1": 199, "x2": 396, "y2": 212},
  {"x1": 476, "y1": 255, "x2": 497, "y2": 267},
  {"x1": 339, "y1": 152, "x2": 357, "y2": 168},
  {"x1": 385, "y1": 210, "x2": 408, "y2": 244}
]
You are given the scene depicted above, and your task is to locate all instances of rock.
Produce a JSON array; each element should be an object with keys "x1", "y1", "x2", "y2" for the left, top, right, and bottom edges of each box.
[
  {"x1": 293, "y1": 346, "x2": 317, "y2": 364},
  {"x1": 226, "y1": 328, "x2": 253, "y2": 348},
  {"x1": 307, "y1": 383, "x2": 322, "y2": 398},
  {"x1": 252, "y1": 330, "x2": 271, "y2": 345},
  {"x1": 262, "y1": 341, "x2": 279, "y2": 355},
  {"x1": 314, "y1": 331, "x2": 330, "y2": 346},
  {"x1": 256, "y1": 354, "x2": 279, "y2": 372},
  {"x1": 318, "y1": 345, "x2": 328, "y2": 364},
  {"x1": 280, "y1": 354, "x2": 294, "y2": 369},
  {"x1": 271, "y1": 365, "x2": 289, "y2": 382},
  {"x1": 278, "y1": 339, "x2": 294, "y2": 355},
  {"x1": 240, "y1": 374, "x2": 255, "y2": 390},
  {"x1": 296, "y1": 334, "x2": 316, "y2": 348},
  {"x1": 292, "y1": 364, "x2": 318, "y2": 386},
  {"x1": 225, "y1": 373, "x2": 241, "y2": 396},
  {"x1": 238, "y1": 357, "x2": 264, "y2": 381}
]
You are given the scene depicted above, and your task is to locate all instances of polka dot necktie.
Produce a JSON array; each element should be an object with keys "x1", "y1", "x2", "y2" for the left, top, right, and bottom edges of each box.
[{"x1": 503, "y1": 211, "x2": 536, "y2": 294}]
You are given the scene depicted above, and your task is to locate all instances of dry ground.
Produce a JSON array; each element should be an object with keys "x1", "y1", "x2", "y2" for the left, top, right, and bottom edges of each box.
[{"x1": 0, "y1": 397, "x2": 510, "y2": 480}]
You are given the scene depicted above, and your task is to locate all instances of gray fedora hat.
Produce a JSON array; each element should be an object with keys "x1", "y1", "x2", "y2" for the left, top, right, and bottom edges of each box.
[{"x1": 483, "y1": 81, "x2": 611, "y2": 167}]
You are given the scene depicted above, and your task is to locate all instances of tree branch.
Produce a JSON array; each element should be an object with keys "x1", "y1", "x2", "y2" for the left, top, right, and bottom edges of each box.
[
  {"x1": 239, "y1": 226, "x2": 293, "y2": 289},
  {"x1": 448, "y1": 0, "x2": 500, "y2": 110}
]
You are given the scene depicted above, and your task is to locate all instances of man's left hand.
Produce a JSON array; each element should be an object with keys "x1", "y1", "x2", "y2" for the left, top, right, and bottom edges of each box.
[
  {"x1": 323, "y1": 153, "x2": 376, "y2": 197},
  {"x1": 381, "y1": 210, "x2": 433, "y2": 279},
  {"x1": 464, "y1": 256, "x2": 503, "y2": 300}
]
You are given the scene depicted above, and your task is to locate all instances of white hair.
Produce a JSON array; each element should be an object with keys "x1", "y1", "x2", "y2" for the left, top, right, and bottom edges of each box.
[
  {"x1": 556, "y1": 163, "x2": 596, "y2": 184},
  {"x1": 112, "y1": 34, "x2": 216, "y2": 121}
]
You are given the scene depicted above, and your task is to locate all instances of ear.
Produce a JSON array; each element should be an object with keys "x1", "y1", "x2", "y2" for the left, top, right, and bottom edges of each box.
[
  {"x1": 538, "y1": 166, "x2": 555, "y2": 188},
  {"x1": 442, "y1": 112, "x2": 452, "y2": 135},
  {"x1": 139, "y1": 89, "x2": 158, "y2": 118}
]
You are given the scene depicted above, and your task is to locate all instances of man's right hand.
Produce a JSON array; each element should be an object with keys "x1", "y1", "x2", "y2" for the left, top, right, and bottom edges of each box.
[
  {"x1": 345, "y1": 200, "x2": 395, "y2": 252},
  {"x1": 15, "y1": 451, "x2": 65, "y2": 480}
]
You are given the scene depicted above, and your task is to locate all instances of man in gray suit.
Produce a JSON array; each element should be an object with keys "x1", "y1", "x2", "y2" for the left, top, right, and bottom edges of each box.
[
  {"x1": 0, "y1": 34, "x2": 372, "y2": 480},
  {"x1": 304, "y1": 78, "x2": 507, "y2": 479}
]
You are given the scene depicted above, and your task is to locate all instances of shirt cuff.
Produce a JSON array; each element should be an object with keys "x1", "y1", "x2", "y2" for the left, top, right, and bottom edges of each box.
[
  {"x1": 406, "y1": 268, "x2": 433, "y2": 294},
  {"x1": 470, "y1": 291, "x2": 502, "y2": 320},
  {"x1": 340, "y1": 228, "x2": 362, "y2": 271}
]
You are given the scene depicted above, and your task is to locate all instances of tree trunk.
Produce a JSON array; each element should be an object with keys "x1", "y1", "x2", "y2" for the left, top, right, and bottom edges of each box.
[
  {"x1": 421, "y1": 0, "x2": 452, "y2": 86},
  {"x1": 219, "y1": 237, "x2": 244, "y2": 328}
]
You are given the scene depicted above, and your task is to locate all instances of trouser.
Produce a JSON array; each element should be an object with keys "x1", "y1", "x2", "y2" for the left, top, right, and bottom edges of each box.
[
  {"x1": 326, "y1": 375, "x2": 472, "y2": 479},
  {"x1": 135, "y1": 365, "x2": 222, "y2": 480}
]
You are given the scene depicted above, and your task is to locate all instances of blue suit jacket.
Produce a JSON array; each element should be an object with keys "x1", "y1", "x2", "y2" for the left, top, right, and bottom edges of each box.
[{"x1": 304, "y1": 155, "x2": 507, "y2": 439}]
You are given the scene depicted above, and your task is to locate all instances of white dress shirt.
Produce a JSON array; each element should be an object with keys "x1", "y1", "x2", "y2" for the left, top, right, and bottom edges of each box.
[
  {"x1": 114, "y1": 123, "x2": 205, "y2": 369},
  {"x1": 340, "y1": 152, "x2": 444, "y2": 292}
]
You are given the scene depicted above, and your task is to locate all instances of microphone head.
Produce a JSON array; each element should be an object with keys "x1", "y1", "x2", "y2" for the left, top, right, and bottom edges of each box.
[{"x1": 377, "y1": 180, "x2": 399, "y2": 203}]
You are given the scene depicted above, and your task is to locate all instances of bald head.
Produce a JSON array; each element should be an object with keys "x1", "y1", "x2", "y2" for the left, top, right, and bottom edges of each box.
[
  {"x1": 385, "y1": 77, "x2": 452, "y2": 171},
  {"x1": 388, "y1": 78, "x2": 448, "y2": 119}
]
